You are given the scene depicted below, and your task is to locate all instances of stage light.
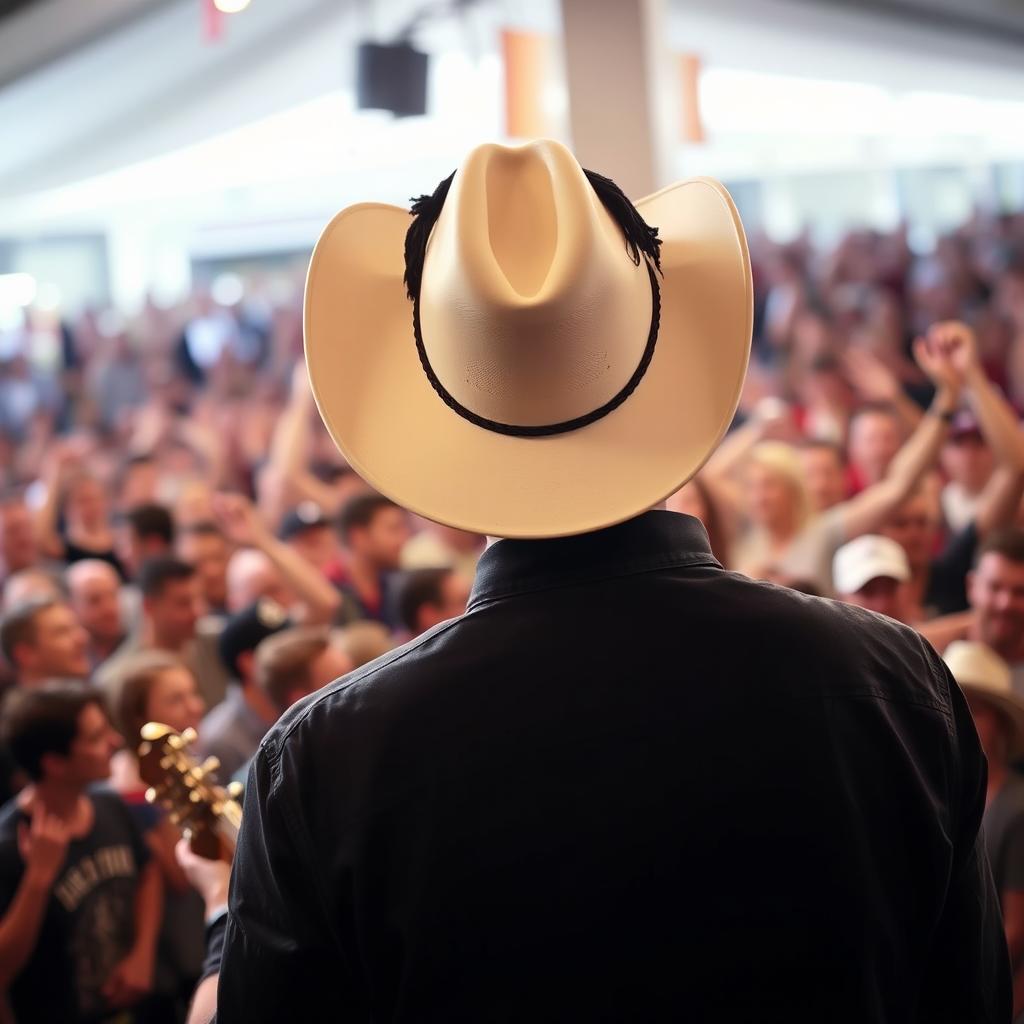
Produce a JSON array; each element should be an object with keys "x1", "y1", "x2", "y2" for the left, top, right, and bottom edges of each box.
[{"x1": 214, "y1": 0, "x2": 251, "y2": 13}]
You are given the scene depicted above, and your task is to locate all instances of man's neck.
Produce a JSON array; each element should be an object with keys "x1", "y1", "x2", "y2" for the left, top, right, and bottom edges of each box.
[
  {"x1": 150, "y1": 626, "x2": 189, "y2": 654},
  {"x1": 241, "y1": 681, "x2": 280, "y2": 727},
  {"x1": 92, "y1": 634, "x2": 124, "y2": 661}
]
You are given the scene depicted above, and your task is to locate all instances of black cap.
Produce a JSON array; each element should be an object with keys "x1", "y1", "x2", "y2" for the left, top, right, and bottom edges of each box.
[
  {"x1": 277, "y1": 501, "x2": 330, "y2": 541},
  {"x1": 217, "y1": 598, "x2": 291, "y2": 677}
]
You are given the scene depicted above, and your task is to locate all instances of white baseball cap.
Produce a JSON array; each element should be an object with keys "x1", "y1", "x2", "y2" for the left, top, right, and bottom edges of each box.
[{"x1": 832, "y1": 534, "x2": 910, "y2": 596}]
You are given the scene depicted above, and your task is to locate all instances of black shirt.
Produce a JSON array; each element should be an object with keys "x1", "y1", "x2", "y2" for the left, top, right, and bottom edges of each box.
[
  {"x1": 0, "y1": 787, "x2": 150, "y2": 1024},
  {"x1": 217, "y1": 511, "x2": 1009, "y2": 1023},
  {"x1": 924, "y1": 520, "x2": 978, "y2": 617}
]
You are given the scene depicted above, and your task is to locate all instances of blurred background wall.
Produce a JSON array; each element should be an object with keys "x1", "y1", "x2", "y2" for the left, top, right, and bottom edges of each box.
[{"x1": 3, "y1": 0, "x2": 1024, "y2": 315}]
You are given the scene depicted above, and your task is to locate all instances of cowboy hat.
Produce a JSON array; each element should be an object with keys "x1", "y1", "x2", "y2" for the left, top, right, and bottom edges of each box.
[
  {"x1": 304, "y1": 139, "x2": 752, "y2": 539},
  {"x1": 944, "y1": 640, "x2": 1024, "y2": 757}
]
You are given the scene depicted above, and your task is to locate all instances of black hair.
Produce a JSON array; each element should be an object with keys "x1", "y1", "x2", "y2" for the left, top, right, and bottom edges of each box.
[
  {"x1": 138, "y1": 556, "x2": 196, "y2": 599},
  {"x1": 396, "y1": 568, "x2": 451, "y2": 634}
]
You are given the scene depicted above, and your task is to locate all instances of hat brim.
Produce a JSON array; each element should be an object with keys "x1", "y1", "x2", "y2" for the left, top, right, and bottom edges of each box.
[
  {"x1": 961, "y1": 684, "x2": 1024, "y2": 759},
  {"x1": 304, "y1": 177, "x2": 752, "y2": 538}
]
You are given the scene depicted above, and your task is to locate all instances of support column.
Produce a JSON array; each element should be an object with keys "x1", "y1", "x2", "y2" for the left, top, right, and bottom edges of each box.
[{"x1": 560, "y1": 0, "x2": 674, "y2": 198}]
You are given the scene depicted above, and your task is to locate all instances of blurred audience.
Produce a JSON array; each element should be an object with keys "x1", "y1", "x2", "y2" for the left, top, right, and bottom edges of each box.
[{"x1": 0, "y1": 209, "x2": 1023, "y2": 1021}]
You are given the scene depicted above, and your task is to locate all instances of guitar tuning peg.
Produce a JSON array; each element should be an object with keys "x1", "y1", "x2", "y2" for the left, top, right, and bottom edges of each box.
[
  {"x1": 160, "y1": 755, "x2": 174, "y2": 771},
  {"x1": 181, "y1": 727, "x2": 198, "y2": 746},
  {"x1": 227, "y1": 781, "x2": 243, "y2": 799},
  {"x1": 189, "y1": 789, "x2": 203, "y2": 804},
  {"x1": 167, "y1": 734, "x2": 185, "y2": 751},
  {"x1": 198, "y1": 756, "x2": 220, "y2": 778}
]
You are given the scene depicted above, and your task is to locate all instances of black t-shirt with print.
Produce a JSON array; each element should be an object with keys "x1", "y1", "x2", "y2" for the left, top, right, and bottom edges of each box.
[{"x1": 0, "y1": 786, "x2": 150, "y2": 1024}]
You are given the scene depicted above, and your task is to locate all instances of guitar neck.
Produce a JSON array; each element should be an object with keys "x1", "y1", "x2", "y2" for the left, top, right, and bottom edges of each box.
[{"x1": 214, "y1": 799, "x2": 242, "y2": 852}]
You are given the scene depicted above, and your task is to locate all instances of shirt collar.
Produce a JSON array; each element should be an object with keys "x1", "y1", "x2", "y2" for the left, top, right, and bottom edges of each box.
[{"x1": 467, "y1": 511, "x2": 719, "y2": 612}]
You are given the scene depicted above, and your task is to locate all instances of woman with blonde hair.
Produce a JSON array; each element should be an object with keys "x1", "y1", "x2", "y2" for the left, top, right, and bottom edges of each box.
[{"x1": 724, "y1": 329, "x2": 963, "y2": 593}]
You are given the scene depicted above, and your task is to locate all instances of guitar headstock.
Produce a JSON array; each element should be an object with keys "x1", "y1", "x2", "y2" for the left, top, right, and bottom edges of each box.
[{"x1": 138, "y1": 722, "x2": 241, "y2": 860}]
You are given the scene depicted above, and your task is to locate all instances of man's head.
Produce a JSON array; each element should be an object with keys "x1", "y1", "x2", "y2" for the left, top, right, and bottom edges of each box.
[
  {"x1": 337, "y1": 493, "x2": 410, "y2": 572},
  {"x1": 0, "y1": 493, "x2": 38, "y2": 579},
  {"x1": 139, "y1": 557, "x2": 201, "y2": 650},
  {"x1": 968, "y1": 529, "x2": 1024, "y2": 658},
  {"x1": 333, "y1": 620, "x2": 394, "y2": 669},
  {"x1": 833, "y1": 534, "x2": 911, "y2": 621},
  {"x1": 1, "y1": 682, "x2": 119, "y2": 786},
  {"x1": 2, "y1": 568, "x2": 65, "y2": 612},
  {"x1": 940, "y1": 413, "x2": 993, "y2": 496},
  {"x1": 799, "y1": 441, "x2": 847, "y2": 513},
  {"x1": 944, "y1": 640, "x2": 1023, "y2": 768},
  {"x1": 254, "y1": 627, "x2": 353, "y2": 714},
  {"x1": 848, "y1": 404, "x2": 902, "y2": 485},
  {"x1": 66, "y1": 560, "x2": 123, "y2": 648},
  {"x1": 397, "y1": 568, "x2": 472, "y2": 636},
  {"x1": 302, "y1": 141, "x2": 751, "y2": 539},
  {"x1": 217, "y1": 598, "x2": 291, "y2": 685},
  {"x1": 226, "y1": 548, "x2": 293, "y2": 614},
  {"x1": 117, "y1": 503, "x2": 175, "y2": 580},
  {"x1": 177, "y1": 521, "x2": 230, "y2": 613},
  {"x1": 0, "y1": 597, "x2": 90, "y2": 684},
  {"x1": 879, "y1": 489, "x2": 936, "y2": 574},
  {"x1": 279, "y1": 502, "x2": 340, "y2": 572}
]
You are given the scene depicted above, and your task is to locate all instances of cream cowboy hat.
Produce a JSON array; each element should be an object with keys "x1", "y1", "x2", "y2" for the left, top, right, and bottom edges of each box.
[
  {"x1": 944, "y1": 640, "x2": 1024, "y2": 757},
  {"x1": 304, "y1": 139, "x2": 752, "y2": 538}
]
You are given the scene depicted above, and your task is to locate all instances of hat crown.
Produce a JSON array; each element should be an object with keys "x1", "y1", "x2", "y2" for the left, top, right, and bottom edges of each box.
[
  {"x1": 944, "y1": 640, "x2": 1012, "y2": 695},
  {"x1": 418, "y1": 140, "x2": 654, "y2": 428}
]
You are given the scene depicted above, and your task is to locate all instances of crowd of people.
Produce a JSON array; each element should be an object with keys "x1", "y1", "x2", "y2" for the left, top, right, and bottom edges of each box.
[{"x1": 0, "y1": 206, "x2": 1023, "y2": 1021}]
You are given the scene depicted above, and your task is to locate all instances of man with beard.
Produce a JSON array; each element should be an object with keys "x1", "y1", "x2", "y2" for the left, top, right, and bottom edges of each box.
[{"x1": 921, "y1": 528, "x2": 1024, "y2": 694}]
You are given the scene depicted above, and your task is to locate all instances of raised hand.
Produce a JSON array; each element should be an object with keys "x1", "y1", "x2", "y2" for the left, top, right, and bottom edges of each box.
[
  {"x1": 17, "y1": 807, "x2": 71, "y2": 889},
  {"x1": 913, "y1": 332, "x2": 962, "y2": 399},
  {"x1": 925, "y1": 320, "x2": 981, "y2": 380},
  {"x1": 211, "y1": 492, "x2": 269, "y2": 549}
]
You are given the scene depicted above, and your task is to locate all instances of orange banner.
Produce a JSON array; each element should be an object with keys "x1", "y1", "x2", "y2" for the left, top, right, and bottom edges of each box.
[{"x1": 502, "y1": 30, "x2": 549, "y2": 139}]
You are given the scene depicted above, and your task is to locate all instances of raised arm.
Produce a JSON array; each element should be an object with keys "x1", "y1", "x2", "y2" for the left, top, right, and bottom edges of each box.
[
  {"x1": 943, "y1": 322, "x2": 1024, "y2": 538},
  {"x1": 836, "y1": 331, "x2": 960, "y2": 541},
  {"x1": 213, "y1": 493, "x2": 340, "y2": 623},
  {"x1": 31, "y1": 445, "x2": 78, "y2": 560}
]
